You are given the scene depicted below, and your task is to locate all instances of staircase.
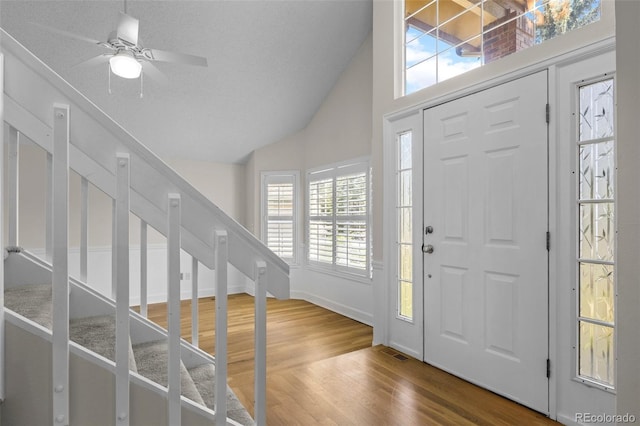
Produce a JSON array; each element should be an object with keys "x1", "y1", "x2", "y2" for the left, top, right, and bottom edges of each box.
[{"x1": 0, "y1": 27, "x2": 289, "y2": 426}]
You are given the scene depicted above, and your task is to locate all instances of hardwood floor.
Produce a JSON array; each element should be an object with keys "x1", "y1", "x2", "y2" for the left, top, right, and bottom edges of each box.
[{"x1": 144, "y1": 294, "x2": 558, "y2": 425}]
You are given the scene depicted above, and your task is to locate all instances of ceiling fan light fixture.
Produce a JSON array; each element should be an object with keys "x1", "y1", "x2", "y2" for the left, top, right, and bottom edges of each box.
[{"x1": 109, "y1": 50, "x2": 142, "y2": 79}]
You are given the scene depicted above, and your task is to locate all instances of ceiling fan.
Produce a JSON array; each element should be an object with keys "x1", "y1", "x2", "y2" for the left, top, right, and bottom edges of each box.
[{"x1": 33, "y1": 9, "x2": 208, "y2": 87}]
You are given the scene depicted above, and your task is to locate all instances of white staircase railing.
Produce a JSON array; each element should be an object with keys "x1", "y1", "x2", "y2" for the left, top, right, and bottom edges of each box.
[{"x1": 1, "y1": 28, "x2": 288, "y2": 426}]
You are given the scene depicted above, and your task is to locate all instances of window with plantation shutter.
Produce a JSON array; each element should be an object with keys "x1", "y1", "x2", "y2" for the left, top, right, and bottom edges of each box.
[
  {"x1": 307, "y1": 159, "x2": 370, "y2": 277},
  {"x1": 261, "y1": 172, "x2": 299, "y2": 264}
]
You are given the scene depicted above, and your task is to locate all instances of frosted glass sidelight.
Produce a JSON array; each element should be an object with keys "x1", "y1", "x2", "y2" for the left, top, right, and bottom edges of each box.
[
  {"x1": 579, "y1": 141, "x2": 614, "y2": 200},
  {"x1": 579, "y1": 203, "x2": 614, "y2": 262},
  {"x1": 579, "y1": 80, "x2": 615, "y2": 141},
  {"x1": 579, "y1": 263, "x2": 614, "y2": 323},
  {"x1": 577, "y1": 77, "x2": 615, "y2": 389},
  {"x1": 579, "y1": 321, "x2": 615, "y2": 386}
]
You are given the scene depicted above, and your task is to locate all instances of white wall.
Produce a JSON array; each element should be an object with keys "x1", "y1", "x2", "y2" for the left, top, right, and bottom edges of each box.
[
  {"x1": 164, "y1": 158, "x2": 247, "y2": 228},
  {"x1": 245, "y1": 34, "x2": 373, "y2": 323}
]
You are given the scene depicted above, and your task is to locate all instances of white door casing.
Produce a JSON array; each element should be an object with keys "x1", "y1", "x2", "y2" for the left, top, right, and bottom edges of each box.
[
  {"x1": 383, "y1": 110, "x2": 424, "y2": 360},
  {"x1": 423, "y1": 71, "x2": 549, "y2": 413}
]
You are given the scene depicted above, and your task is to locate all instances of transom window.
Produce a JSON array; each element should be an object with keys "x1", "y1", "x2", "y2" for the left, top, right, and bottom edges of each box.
[
  {"x1": 403, "y1": 0, "x2": 601, "y2": 95},
  {"x1": 307, "y1": 159, "x2": 370, "y2": 277},
  {"x1": 576, "y1": 77, "x2": 615, "y2": 388}
]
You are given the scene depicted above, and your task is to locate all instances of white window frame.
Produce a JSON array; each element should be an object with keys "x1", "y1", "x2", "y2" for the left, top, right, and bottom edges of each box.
[
  {"x1": 260, "y1": 171, "x2": 300, "y2": 265},
  {"x1": 572, "y1": 75, "x2": 616, "y2": 391},
  {"x1": 306, "y1": 158, "x2": 371, "y2": 279},
  {"x1": 397, "y1": 0, "x2": 609, "y2": 97}
]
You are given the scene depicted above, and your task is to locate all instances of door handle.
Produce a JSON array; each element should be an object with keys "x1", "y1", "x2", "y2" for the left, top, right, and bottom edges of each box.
[{"x1": 422, "y1": 244, "x2": 434, "y2": 254}]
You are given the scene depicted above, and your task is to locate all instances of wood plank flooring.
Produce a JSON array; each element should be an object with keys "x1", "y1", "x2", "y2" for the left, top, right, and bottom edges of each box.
[{"x1": 144, "y1": 294, "x2": 558, "y2": 425}]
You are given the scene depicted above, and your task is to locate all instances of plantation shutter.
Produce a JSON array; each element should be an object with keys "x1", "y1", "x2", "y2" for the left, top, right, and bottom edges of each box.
[
  {"x1": 262, "y1": 174, "x2": 296, "y2": 262},
  {"x1": 307, "y1": 160, "x2": 370, "y2": 276},
  {"x1": 308, "y1": 177, "x2": 334, "y2": 264},
  {"x1": 335, "y1": 171, "x2": 368, "y2": 270}
]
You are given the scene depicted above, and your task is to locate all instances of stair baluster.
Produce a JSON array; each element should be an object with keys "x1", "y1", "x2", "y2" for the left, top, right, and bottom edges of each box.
[
  {"x1": 51, "y1": 103, "x2": 70, "y2": 426},
  {"x1": 7, "y1": 125, "x2": 19, "y2": 247},
  {"x1": 254, "y1": 260, "x2": 268, "y2": 426},
  {"x1": 191, "y1": 256, "x2": 199, "y2": 347},
  {"x1": 140, "y1": 220, "x2": 148, "y2": 318},
  {"x1": 45, "y1": 151, "x2": 53, "y2": 262},
  {"x1": 115, "y1": 153, "x2": 131, "y2": 425},
  {"x1": 167, "y1": 194, "x2": 182, "y2": 425},
  {"x1": 79, "y1": 177, "x2": 89, "y2": 282},
  {"x1": 214, "y1": 230, "x2": 228, "y2": 426}
]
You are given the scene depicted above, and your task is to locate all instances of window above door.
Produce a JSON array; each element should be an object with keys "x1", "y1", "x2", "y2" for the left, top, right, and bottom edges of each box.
[{"x1": 402, "y1": 0, "x2": 601, "y2": 95}]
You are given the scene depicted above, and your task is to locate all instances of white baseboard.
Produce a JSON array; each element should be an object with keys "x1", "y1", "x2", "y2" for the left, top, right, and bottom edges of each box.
[
  {"x1": 132, "y1": 282, "x2": 249, "y2": 306},
  {"x1": 291, "y1": 290, "x2": 373, "y2": 326}
]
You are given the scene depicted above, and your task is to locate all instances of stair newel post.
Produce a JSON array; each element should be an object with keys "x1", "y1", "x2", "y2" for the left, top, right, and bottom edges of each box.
[
  {"x1": 115, "y1": 153, "x2": 131, "y2": 425},
  {"x1": 7, "y1": 125, "x2": 19, "y2": 247},
  {"x1": 167, "y1": 194, "x2": 182, "y2": 426},
  {"x1": 214, "y1": 230, "x2": 228, "y2": 426},
  {"x1": 140, "y1": 220, "x2": 148, "y2": 318},
  {"x1": 191, "y1": 256, "x2": 199, "y2": 347},
  {"x1": 52, "y1": 103, "x2": 70, "y2": 426},
  {"x1": 80, "y1": 177, "x2": 89, "y2": 282},
  {"x1": 254, "y1": 261, "x2": 268, "y2": 426}
]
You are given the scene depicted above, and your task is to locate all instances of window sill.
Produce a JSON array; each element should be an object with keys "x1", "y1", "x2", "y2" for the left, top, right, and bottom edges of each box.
[{"x1": 572, "y1": 376, "x2": 616, "y2": 394}]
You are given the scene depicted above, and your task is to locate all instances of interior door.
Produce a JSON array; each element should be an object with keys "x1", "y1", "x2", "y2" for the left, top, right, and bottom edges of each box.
[{"x1": 423, "y1": 71, "x2": 549, "y2": 413}]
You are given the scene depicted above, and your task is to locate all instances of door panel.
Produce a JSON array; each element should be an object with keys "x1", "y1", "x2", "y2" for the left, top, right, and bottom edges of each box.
[{"x1": 423, "y1": 71, "x2": 549, "y2": 414}]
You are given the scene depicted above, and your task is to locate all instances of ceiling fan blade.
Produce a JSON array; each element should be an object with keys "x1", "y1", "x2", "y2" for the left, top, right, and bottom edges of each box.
[
  {"x1": 31, "y1": 21, "x2": 103, "y2": 46},
  {"x1": 71, "y1": 54, "x2": 111, "y2": 69},
  {"x1": 145, "y1": 48, "x2": 208, "y2": 67},
  {"x1": 141, "y1": 61, "x2": 169, "y2": 86},
  {"x1": 117, "y1": 12, "x2": 139, "y2": 46}
]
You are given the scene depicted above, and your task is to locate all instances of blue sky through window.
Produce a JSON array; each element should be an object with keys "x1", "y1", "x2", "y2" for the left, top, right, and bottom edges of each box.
[{"x1": 405, "y1": 25, "x2": 481, "y2": 94}]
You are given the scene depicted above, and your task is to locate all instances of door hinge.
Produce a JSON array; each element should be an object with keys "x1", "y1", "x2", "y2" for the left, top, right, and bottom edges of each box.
[
  {"x1": 545, "y1": 103, "x2": 550, "y2": 124},
  {"x1": 546, "y1": 358, "x2": 551, "y2": 378},
  {"x1": 546, "y1": 231, "x2": 550, "y2": 251}
]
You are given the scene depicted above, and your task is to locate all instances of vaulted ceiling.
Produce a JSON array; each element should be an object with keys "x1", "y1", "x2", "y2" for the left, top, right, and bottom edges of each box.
[{"x1": 1, "y1": 0, "x2": 373, "y2": 163}]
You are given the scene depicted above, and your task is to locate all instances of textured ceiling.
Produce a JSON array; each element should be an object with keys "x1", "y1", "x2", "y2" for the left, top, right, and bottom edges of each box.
[{"x1": 1, "y1": 0, "x2": 372, "y2": 163}]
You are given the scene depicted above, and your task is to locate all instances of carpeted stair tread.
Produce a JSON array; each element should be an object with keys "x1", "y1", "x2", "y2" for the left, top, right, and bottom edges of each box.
[
  {"x1": 70, "y1": 315, "x2": 138, "y2": 373},
  {"x1": 132, "y1": 340, "x2": 205, "y2": 406},
  {"x1": 4, "y1": 284, "x2": 52, "y2": 329},
  {"x1": 188, "y1": 363, "x2": 255, "y2": 426}
]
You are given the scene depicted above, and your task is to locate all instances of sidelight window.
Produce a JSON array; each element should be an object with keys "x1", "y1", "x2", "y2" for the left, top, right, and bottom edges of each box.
[
  {"x1": 576, "y1": 77, "x2": 615, "y2": 388},
  {"x1": 397, "y1": 132, "x2": 413, "y2": 320}
]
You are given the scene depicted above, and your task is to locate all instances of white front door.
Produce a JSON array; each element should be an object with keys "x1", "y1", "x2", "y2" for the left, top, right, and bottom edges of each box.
[{"x1": 423, "y1": 71, "x2": 549, "y2": 413}]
